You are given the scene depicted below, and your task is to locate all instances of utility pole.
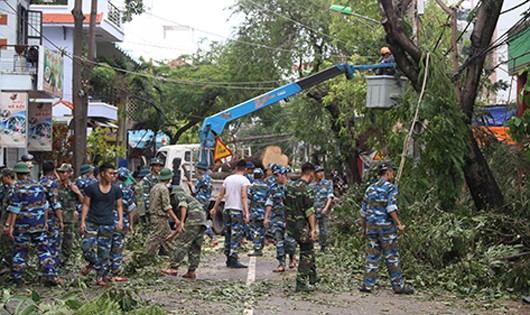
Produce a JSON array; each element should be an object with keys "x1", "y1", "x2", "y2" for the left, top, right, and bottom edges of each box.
[
  {"x1": 72, "y1": 0, "x2": 85, "y2": 175},
  {"x1": 72, "y1": 0, "x2": 98, "y2": 175}
]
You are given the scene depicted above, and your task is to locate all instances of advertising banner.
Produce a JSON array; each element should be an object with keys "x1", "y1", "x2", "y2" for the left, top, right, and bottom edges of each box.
[
  {"x1": 0, "y1": 92, "x2": 27, "y2": 148},
  {"x1": 28, "y1": 102, "x2": 52, "y2": 151},
  {"x1": 37, "y1": 46, "x2": 64, "y2": 98}
]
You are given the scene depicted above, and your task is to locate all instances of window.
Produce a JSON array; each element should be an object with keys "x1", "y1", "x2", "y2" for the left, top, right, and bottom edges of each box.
[
  {"x1": 17, "y1": 5, "x2": 42, "y2": 45},
  {"x1": 30, "y1": 0, "x2": 69, "y2": 5},
  {"x1": 27, "y1": 10, "x2": 42, "y2": 45},
  {"x1": 184, "y1": 150, "x2": 191, "y2": 162}
]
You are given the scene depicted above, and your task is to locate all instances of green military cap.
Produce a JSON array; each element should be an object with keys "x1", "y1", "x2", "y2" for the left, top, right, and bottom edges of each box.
[
  {"x1": 80, "y1": 164, "x2": 94, "y2": 174},
  {"x1": 170, "y1": 186, "x2": 185, "y2": 195},
  {"x1": 13, "y1": 161, "x2": 31, "y2": 174},
  {"x1": 158, "y1": 167, "x2": 174, "y2": 181}
]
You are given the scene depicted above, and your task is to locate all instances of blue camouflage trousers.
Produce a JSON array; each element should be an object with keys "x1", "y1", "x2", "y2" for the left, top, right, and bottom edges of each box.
[
  {"x1": 81, "y1": 222, "x2": 114, "y2": 281},
  {"x1": 250, "y1": 218, "x2": 265, "y2": 251},
  {"x1": 363, "y1": 222, "x2": 404, "y2": 291},
  {"x1": 47, "y1": 219, "x2": 62, "y2": 270},
  {"x1": 271, "y1": 223, "x2": 296, "y2": 267},
  {"x1": 316, "y1": 212, "x2": 329, "y2": 248},
  {"x1": 12, "y1": 229, "x2": 55, "y2": 279},
  {"x1": 223, "y1": 209, "x2": 244, "y2": 259},
  {"x1": 110, "y1": 231, "x2": 126, "y2": 276}
]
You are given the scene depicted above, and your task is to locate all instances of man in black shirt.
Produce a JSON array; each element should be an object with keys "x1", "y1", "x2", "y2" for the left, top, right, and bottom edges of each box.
[{"x1": 80, "y1": 162, "x2": 123, "y2": 287}]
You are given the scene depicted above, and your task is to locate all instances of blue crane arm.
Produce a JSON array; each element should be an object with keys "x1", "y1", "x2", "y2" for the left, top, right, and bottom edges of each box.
[{"x1": 199, "y1": 62, "x2": 395, "y2": 166}]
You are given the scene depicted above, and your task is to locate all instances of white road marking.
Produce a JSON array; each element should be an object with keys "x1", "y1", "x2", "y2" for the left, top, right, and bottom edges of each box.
[{"x1": 244, "y1": 257, "x2": 257, "y2": 315}]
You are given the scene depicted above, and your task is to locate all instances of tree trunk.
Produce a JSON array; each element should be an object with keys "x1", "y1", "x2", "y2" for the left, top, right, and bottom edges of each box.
[
  {"x1": 463, "y1": 131, "x2": 504, "y2": 209},
  {"x1": 377, "y1": 0, "x2": 505, "y2": 210},
  {"x1": 458, "y1": 0, "x2": 505, "y2": 209},
  {"x1": 72, "y1": 0, "x2": 86, "y2": 175}
]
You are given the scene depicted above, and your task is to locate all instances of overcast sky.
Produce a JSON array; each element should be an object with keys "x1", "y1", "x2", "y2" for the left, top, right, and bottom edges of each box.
[{"x1": 118, "y1": 0, "x2": 240, "y2": 61}]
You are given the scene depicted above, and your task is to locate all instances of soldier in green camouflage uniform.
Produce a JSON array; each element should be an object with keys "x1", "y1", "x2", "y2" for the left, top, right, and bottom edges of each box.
[
  {"x1": 57, "y1": 164, "x2": 83, "y2": 266},
  {"x1": 144, "y1": 168, "x2": 181, "y2": 276},
  {"x1": 133, "y1": 169, "x2": 148, "y2": 227},
  {"x1": 283, "y1": 162, "x2": 318, "y2": 292},
  {"x1": 0, "y1": 168, "x2": 15, "y2": 274},
  {"x1": 166, "y1": 186, "x2": 207, "y2": 279},
  {"x1": 140, "y1": 159, "x2": 163, "y2": 228}
]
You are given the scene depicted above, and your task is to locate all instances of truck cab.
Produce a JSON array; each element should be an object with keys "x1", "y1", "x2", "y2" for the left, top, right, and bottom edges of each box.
[
  {"x1": 155, "y1": 144, "x2": 200, "y2": 189},
  {"x1": 155, "y1": 144, "x2": 226, "y2": 233}
]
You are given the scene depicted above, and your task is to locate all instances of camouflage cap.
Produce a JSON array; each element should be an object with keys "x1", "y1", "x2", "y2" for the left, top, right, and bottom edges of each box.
[
  {"x1": 57, "y1": 163, "x2": 74, "y2": 172},
  {"x1": 253, "y1": 168, "x2": 264, "y2": 178},
  {"x1": 379, "y1": 161, "x2": 397, "y2": 173},
  {"x1": 1, "y1": 168, "x2": 14, "y2": 178},
  {"x1": 149, "y1": 158, "x2": 164, "y2": 166}
]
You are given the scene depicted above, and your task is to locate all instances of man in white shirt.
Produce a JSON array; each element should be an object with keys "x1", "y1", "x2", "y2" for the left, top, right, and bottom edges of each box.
[{"x1": 211, "y1": 160, "x2": 250, "y2": 268}]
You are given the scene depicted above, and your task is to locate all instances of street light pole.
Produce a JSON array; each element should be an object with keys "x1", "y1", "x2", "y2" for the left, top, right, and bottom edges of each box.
[{"x1": 329, "y1": 5, "x2": 380, "y2": 24}]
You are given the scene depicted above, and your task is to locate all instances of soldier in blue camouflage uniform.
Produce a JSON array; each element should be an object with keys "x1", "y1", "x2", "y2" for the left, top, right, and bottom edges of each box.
[
  {"x1": 56, "y1": 164, "x2": 83, "y2": 266},
  {"x1": 140, "y1": 158, "x2": 163, "y2": 228},
  {"x1": 310, "y1": 166, "x2": 334, "y2": 253},
  {"x1": 265, "y1": 166, "x2": 297, "y2": 272},
  {"x1": 359, "y1": 161, "x2": 413, "y2": 295},
  {"x1": 74, "y1": 164, "x2": 97, "y2": 215},
  {"x1": 0, "y1": 168, "x2": 15, "y2": 274},
  {"x1": 247, "y1": 168, "x2": 268, "y2": 256},
  {"x1": 264, "y1": 163, "x2": 279, "y2": 244},
  {"x1": 5, "y1": 162, "x2": 57, "y2": 287},
  {"x1": 245, "y1": 162, "x2": 255, "y2": 184},
  {"x1": 40, "y1": 160, "x2": 64, "y2": 273},
  {"x1": 187, "y1": 161, "x2": 217, "y2": 245},
  {"x1": 165, "y1": 186, "x2": 207, "y2": 279},
  {"x1": 283, "y1": 162, "x2": 318, "y2": 292},
  {"x1": 109, "y1": 167, "x2": 135, "y2": 281}
]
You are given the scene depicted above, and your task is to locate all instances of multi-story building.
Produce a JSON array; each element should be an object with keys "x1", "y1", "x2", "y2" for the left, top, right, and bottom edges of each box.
[{"x1": 0, "y1": 0, "x2": 47, "y2": 170}]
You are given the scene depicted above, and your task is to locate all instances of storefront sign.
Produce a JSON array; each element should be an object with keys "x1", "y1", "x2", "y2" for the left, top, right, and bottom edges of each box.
[{"x1": 0, "y1": 92, "x2": 27, "y2": 148}]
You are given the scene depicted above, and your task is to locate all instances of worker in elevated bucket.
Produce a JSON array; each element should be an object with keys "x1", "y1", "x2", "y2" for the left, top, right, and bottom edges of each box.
[{"x1": 377, "y1": 47, "x2": 396, "y2": 76}]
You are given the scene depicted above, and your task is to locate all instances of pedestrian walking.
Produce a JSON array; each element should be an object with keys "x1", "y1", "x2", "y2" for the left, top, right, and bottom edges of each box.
[
  {"x1": 80, "y1": 162, "x2": 123, "y2": 287},
  {"x1": 310, "y1": 166, "x2": 334, "y2": 253},
  {"x1": 165, "y1": 186, "x2": 207, "y2": 279},
  {"x1": 210, "y1": 159, "x2": 250, "y2": 269},
  {"x1": 283, "y1": 162, "x2": 318, "y2": 292},
  {"x1": 359, "y1": 161, "x2": 413, "y2": 294}
]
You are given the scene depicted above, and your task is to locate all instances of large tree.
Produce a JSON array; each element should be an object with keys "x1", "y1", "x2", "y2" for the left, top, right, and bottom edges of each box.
[{"x1": 377, "y1": 0, "x2": 505, "y2": 210}]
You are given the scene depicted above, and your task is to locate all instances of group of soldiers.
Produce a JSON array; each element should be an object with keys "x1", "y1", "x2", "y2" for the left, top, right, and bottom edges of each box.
[
  {"x1": 0, "y1": 156, "x2": 86, "y2": 287},
  {"x1": 0, "y1": 155, "x2": 154, "y2": 287},
  {"x1": 0, "y1": 152, "x2": 414, "y2": 294}
]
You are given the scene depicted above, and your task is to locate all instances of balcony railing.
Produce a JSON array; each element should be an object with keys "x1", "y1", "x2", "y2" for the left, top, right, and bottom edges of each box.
[
  {"x1": 108, "y1": 2, "x2": 122, "y2": 27},
  {"x1": 0, "y1": 45, "x2": 39, "y2": 74}
]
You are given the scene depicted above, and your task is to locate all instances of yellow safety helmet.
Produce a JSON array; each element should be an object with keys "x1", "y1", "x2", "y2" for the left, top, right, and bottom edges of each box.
[{"x1": 380, "y1": 47, "x2": 391, "y2": 55}]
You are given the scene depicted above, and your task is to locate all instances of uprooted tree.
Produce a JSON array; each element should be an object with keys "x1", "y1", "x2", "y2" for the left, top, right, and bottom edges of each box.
[{"x1": 377, "y1": 0, "x2": 505, "y2": 210}]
